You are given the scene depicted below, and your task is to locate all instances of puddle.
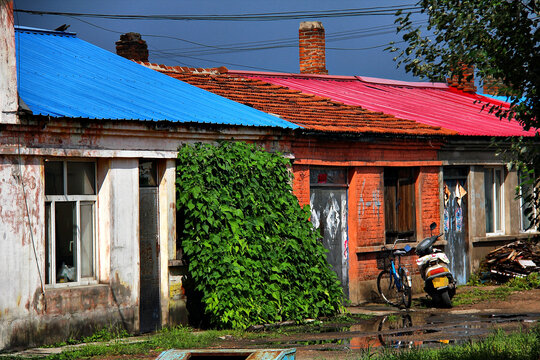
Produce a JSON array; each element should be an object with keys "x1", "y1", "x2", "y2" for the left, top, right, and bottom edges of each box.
[{"x1": 241, "y1": 312, "x2": 540, "y2": 352}]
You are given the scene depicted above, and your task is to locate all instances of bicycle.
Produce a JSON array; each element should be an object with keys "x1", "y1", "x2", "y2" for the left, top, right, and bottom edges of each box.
[{"x1": 377, "y1": 239, "x2": 412, "y2": 308}]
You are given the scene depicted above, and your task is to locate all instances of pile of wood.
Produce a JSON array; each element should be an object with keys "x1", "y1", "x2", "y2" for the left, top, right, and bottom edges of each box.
[{"x1": 483, "y1": 238, "x2": 540, "y2": 279}]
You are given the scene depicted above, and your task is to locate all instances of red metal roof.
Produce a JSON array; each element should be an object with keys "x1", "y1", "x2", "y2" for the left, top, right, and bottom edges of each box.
[
  {"x1": 140, "y1": 62, "x2": 456, "y2": 137},
  {"x1": 229, "y1": 71, "x2": 537, "y2": 137}
]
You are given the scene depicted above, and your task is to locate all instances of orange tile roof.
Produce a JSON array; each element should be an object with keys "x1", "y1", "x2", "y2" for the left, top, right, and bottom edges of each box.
[{"x1": 138, "y1": 62, "x2": 457, "y2": 136}]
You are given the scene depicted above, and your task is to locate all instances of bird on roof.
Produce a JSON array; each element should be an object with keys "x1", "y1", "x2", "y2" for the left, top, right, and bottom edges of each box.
[{"x1": 54, "y1": 24, "x2": 70, "y2": 32}]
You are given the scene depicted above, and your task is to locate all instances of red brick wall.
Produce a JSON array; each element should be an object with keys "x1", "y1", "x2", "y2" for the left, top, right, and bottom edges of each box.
[
  {"x1": 417, "y1": 166, "x2": 442, "y2": 238},
  {"x1": 288, "y1": 138, "x2": 442, "y2": 303},
  {"x1": 349, "y1": 167, "x2": 385, "y2": 248},
  {"x1": 292, "y1": 164, "x2": 310, "y2": 207}
]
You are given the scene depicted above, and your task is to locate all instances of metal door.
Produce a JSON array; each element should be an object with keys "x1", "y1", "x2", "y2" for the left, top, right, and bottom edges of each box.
[
  {"x1": 139, "y1": 187, "x2": 161, "y2": 332},
  {"x1": 310, "y1": 188, "x2": 349, "y2": 298},
  {"x1": 443, "y1": 168, "x2": 469, "y2": 285}
]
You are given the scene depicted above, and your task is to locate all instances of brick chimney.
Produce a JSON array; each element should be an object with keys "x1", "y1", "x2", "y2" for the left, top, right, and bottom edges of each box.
[
  {"x1": 482, "y1": 76, "x2": 507, "y2": 96},
  {"x1": 299, "y1": 21, "x2": 327, "y2": 75},
  {"x1": 447, "y1": 64, "x2": 476, "y2": 93},
  {"x1": 1, "y1": 0, "x2": 18, "y2": 124},
  {"x1": 116, "y1": 32, "x2": 149, "y2": 62}
]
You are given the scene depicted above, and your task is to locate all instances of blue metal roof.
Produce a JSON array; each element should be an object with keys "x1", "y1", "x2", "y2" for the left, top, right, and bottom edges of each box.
[
  {"x1": 478, "y1": 93, "x2": 526, "y2": 104},
  {"x1": 15, "y1": 26, "x2": 298, "y2": 129}
]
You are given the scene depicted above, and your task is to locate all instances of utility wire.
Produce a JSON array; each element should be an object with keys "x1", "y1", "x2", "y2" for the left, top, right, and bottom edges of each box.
[
  {"x1": 15, "y1": 6, "x2": 421, "y2": 21},
  {"x1": 151, "y1": 52, "x2": 288, "y2": 72},
  {"x1": 152, "y1": 21, "x2": 427, "y2": 52},
  {"x1": 63, "y1": 15, "x2": 426, "y2": 58}
]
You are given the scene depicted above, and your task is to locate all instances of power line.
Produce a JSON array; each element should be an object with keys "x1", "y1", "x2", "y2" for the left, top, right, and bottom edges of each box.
[
  {"x1": 15, "y1": 6, "x2": 421, "y2": 21},
  {"x1": 55, "y1": 15, "x2": 426, "y2": 58},
  {"x1": 151, "y1": 52, "x2": 288, "y2": 72}
]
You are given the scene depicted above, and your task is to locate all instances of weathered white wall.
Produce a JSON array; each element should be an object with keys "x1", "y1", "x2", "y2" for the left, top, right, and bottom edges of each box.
[
  {"x1": 0, "y1": 155, "x2": 44, "y2": 349},
  {"x1": 159, "y1": 159, "x2": 176, "y2": 325},
  {"x1": 0, "y1": 0, "x2": 18, "y2": 124},
  {"x1": 108, "y1": 159, "x2": 140, "y2": 324}
]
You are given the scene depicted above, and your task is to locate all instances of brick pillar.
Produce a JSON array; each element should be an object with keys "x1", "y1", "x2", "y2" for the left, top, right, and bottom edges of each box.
[
  {"x1": 447, "y1": 64, "x2": 476, "y2": 93},
  {"x1": 299, "y1": 21, "x2": 328, "y2": 75},
  {"x1": 116, "y1": 32, "x2": 149, "y2": 62},
  {"x1": 482, "y1": 76, "x2": 506, "y2": 96}
]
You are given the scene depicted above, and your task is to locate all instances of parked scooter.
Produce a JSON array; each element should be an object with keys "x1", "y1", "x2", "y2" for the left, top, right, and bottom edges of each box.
[{"x1": 416, "y1": 222, "x2": 456, "y2": 307}]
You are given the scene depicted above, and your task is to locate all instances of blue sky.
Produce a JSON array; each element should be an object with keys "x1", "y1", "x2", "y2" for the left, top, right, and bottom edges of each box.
[{"x1": 14, "y1": 0, "x2": 427, "y2": 81}]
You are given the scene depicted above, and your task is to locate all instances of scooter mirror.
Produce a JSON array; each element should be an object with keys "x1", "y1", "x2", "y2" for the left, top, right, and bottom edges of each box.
[{"x1": 430, "y1": 222, "x2": 437, "y2": 231}]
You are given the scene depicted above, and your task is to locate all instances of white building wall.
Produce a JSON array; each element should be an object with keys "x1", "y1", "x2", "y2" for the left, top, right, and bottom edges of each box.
[
  {"x1": 0, "y1": 0, "x2": 18, "y2": 124},
  {"x1": 0, "y1": 156, "x2": 44, "y2": 349},
  {"x1": 108, "y1": 159, "x2": 140, "y2": 318}
]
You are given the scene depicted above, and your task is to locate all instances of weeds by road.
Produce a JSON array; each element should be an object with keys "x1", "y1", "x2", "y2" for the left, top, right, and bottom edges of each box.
[
  {"x1": 361, "y1": 326, "x2": 540, "y2": 360},
  {"x1": 2, "y1": 327, "x2": 252, "y2": 360},
  {"x1": 453, "y1": 272, "x2": 540, "y2": 306}
]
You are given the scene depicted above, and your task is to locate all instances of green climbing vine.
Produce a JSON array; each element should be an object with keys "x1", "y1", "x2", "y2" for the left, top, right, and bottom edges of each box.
[{"x1": 176, "y1": 141, "x2": 343, "y2": 329}]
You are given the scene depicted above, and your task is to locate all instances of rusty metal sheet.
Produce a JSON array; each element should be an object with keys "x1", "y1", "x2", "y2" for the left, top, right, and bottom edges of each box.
[{"x1": 156, "y1": 349, "x2": 296, "y2": 360}]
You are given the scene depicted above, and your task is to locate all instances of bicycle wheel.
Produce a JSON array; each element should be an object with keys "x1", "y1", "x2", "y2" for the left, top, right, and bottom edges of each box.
[
  {"x1": 399, "y1": 268, "x2": 412, "y2": 308},
  {"x1": 377, "y1": 270, "x2": 401, "y2": 306}
]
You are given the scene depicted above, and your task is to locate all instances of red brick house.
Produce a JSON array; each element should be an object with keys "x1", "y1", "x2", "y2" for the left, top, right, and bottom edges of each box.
[{"x1": 229, "y1": 21, "x2": 538, "y2": 287}]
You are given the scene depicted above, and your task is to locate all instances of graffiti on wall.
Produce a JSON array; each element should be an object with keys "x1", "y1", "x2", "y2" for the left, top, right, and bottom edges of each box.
[{"x1": 358, "y1": 179, "x2": 381, "y2": 229}]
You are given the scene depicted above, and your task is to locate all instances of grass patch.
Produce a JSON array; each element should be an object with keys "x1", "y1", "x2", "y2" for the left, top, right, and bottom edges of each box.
[
  {"x1": 1, "y1": 326, "x2": 248, "y2": 360},
  {"x1": 361, "y1": 326, "x2": 540, "y2": 360},
  {"x1": 453, "y1": 272, "x2": 540, "y2": 306},
  {"x1": 453, "y1": 286, "x2": 514, "y2": 306}
]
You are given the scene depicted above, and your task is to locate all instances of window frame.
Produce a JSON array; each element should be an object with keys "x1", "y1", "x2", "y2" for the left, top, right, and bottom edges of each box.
[
  {"x1": 383, "y1": 167, "x2": 417, "y2": 244},
  {"x1": 45, "y1": 160, "x2": 98, "y2": 287},
  {"x1": 484, "y1": 167, "x2": 505, "y2": 235}
]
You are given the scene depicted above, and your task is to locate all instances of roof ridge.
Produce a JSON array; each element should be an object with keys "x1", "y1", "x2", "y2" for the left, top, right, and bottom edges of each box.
[
  {"x1": 15, "y1": 25, "x2": 76, "y2": 37},
  {"x1": 228, "y1": 70, "x2": 449, "y2": 89},
  {"x1": 136, "y1": 61, "x2": 228, "y2": 75}
]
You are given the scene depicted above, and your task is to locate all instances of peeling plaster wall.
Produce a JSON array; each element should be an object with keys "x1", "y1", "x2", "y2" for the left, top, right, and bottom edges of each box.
[
  {"x1": 0, "y1": 0, "x2": 17, "y2": 124},
  {"x1": 0, "y1": 156, "x2": 142, "y2": 349},
  {"x1": 159, "y1": 160, "x2": 176, "y2": 326},
  {"x1": 0, "y1": 155, "x2": 44, "y2": 348},
  {"x1": 108, "y1": 159, "x2": 140, "y2": 331}
]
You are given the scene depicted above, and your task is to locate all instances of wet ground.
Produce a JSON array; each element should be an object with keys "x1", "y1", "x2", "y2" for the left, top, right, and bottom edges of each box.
[
  {"x1": 218, "y1": 309, "x2": 540, "y2": 354},
  {"x1": 213, "y1": 289, "x2": 540, "y2": 358}
]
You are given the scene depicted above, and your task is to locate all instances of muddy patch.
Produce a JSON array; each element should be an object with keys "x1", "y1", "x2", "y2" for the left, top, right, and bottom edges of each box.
[{"x1": 214, "y1": 311, "x2": 540, "y2": 352}]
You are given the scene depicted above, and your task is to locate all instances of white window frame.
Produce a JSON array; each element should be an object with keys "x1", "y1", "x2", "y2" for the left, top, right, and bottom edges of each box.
[
  {"x1": 45, "y1": 160, "x2": 97, "y2": 287},
  {"x1": 485, "y1": 167, "x2": 504, "y2": 235}
]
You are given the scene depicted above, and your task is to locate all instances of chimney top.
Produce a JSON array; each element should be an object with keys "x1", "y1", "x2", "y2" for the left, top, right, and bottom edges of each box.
[
  {"x1": 299, "y1": 21, "x2": 327, "y2": 75},
  {"x1": 299, "y1": 21, "x2": 324, "y2": 31},
  {"x1": 447, "y1": 64, "x2": 476, "y2": 93},
  {"x1": 116, "y1": 32, "x2": 149, "y2": 62}
]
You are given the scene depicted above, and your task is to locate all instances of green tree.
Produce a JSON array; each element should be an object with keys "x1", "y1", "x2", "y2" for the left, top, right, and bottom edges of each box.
[
  {"x1": 392, "y1": 0, "x2": 539, "y2": 227},
  {"x1": 176, "y1": 141, "x2": 343, "y2": 329}
]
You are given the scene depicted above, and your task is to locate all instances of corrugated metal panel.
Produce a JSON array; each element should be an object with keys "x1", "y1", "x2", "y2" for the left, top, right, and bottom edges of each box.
[
  {"x1": 14, "y1": 27, "x2": 298, "y2": 129},
  {"x1": 234, "y1": 73, "x2": 536, "y2": 137}
]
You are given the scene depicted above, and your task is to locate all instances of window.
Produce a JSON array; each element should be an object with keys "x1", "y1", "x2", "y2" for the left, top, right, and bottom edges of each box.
[
  {"x1": 384, "y1": 167, "x2": 417, "y2": 244},
  {"x1": 484, "y1": 167, "x2": 504, "y2": 234},
  {"x1": 45, "y1": 160, "x2": 96, "y2": 285},
  {"x1": 519, "y1": 170, "x2": 537, "y2": 231}
]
